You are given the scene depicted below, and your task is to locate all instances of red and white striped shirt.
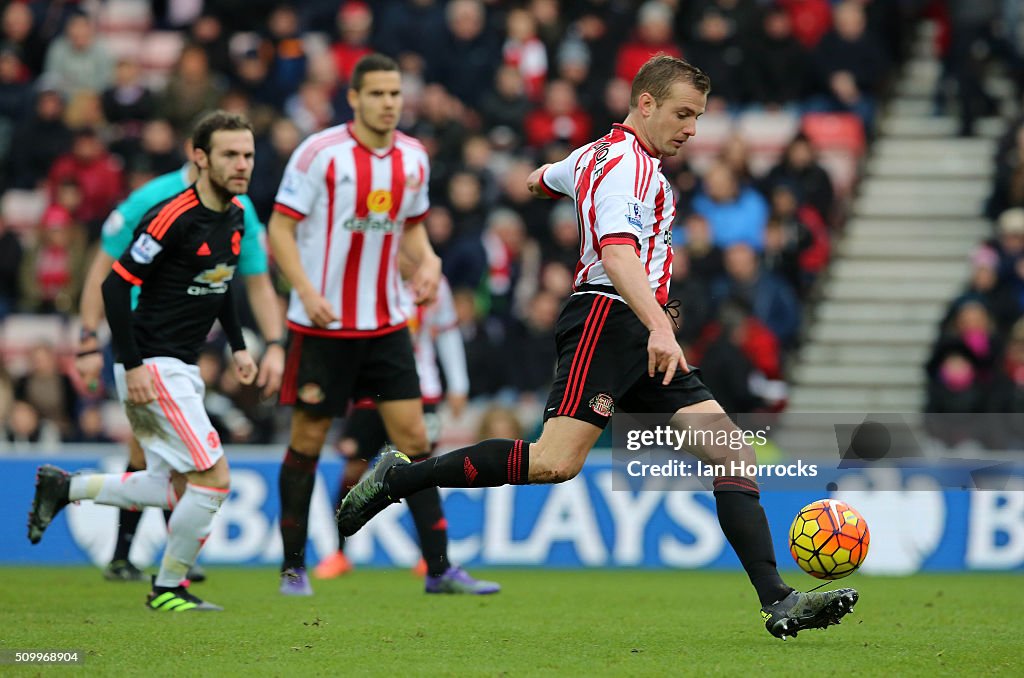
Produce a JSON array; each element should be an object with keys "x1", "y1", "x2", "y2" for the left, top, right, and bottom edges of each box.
[
  {"x1": 273, "y1": 123, "x2": 430, "y2": 336},
  {"x1": 539, "y1": 123, "x2": 675, "y2": 304}
]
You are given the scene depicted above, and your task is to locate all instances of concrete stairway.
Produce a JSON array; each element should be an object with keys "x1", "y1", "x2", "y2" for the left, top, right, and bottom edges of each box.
[{"x1": 785, "y1": 23, "x2": 1001, "y2": 421}]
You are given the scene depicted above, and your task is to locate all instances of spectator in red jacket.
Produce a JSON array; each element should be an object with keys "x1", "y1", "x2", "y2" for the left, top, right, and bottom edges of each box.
[
  {"x1": 614, "y1": 1, "x2": 681, "y2": 82},
  {"x1": 777, "y1": 0, "x2": 833, "y2": 49},
  {"x1": 19, "y1": 204, "x2": 86, "y2": 314},
  {"x1": 46, "y1": 128, "x2": 123, "y2": 236},
  {"x1": 524, "y1": 78, "x2": 592, "y2": 149},
  {"x1": 689, "y1": 300, "x2": 787, "y2": 413},
  {"x1": 331, "y1": 1, "x2": 373, "y2": 86}
]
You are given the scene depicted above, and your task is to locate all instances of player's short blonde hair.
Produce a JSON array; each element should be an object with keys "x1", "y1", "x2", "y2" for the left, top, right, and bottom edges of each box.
[{"x1": 630, "y1": 55, "x2": 710, "y2": 108}]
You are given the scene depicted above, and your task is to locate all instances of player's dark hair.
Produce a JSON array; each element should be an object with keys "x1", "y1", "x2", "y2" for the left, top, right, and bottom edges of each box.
[
  {"x1": 191, "y1": 110, "x2": 253, "y2": 154},
  {"x1": 629, "y1": 54, "x2": 710, "y2": 108},
  {"x1": 351, "y1": 53, "x2": 400, "y2": 92}
]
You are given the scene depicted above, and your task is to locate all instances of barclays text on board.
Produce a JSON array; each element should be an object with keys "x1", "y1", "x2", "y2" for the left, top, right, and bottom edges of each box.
[{"x1": 2, "y1": 453, "x2": 1023, "y2": 574}]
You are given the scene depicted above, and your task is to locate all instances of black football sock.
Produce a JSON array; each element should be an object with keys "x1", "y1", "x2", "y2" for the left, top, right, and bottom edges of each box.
[
  {"x1": 713, "y1": 476, "x2": 792, "y2": 607},
  {"x1": 279, "y1": 448, "x2": 318, "y2": 571},
  {"x1": 405, "y1": 471, "x2": 450, "y2": 577},
  {"x1": 386, "y1": 439, "x2": 530, "y2": 499},
  {"x1": 111, "y1": 462, "x2": 145, "y2": 562},
  {"x1": 334, "y1": 471, "x2": 361, "y2": 552}
]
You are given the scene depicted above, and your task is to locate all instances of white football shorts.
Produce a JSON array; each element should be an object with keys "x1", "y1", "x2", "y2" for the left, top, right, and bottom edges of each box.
[{"x1": 114, "y1": 357, "x2": 224, "y2": 473}]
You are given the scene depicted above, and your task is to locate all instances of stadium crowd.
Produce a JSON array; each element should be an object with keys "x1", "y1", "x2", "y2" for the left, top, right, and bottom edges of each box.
[
  {"x1": 925, "y1": 2, "x2": 1024, "y2": 446},
  {"x1": 0, "y1": 0, "x2": 918, "y2": 449}
]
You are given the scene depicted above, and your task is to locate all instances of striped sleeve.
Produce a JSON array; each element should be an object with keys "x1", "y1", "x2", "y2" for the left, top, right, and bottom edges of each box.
[
  {"x1": 406, "y1": 153, "x2": 431, "y2": 221},
  {"x1": 540, "y1": 147, "x2": 584, "y2": 198},
  {"x1": 274, "y1": 134, "x2": 323, "y2": 219},
  {"x1": 537, "y1": 166, "x2": 563, "y2": 199},
  {"x1": 598, "y1": 232, "x2": 641, "y2": 256}
]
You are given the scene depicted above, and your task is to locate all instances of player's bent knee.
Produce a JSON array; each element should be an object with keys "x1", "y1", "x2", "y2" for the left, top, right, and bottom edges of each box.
[
  {"x1": 190, "y1": 474, "x2": 230, "y2": 491},
  {"x1": 528, "y1": 449, "x2": 584, "y2": 484},
  {"x1": 195, "y1": 474, "x2": 230, "y2": 491},
  {"x1": 170, "y1": 473, "x2": 187, "y2": 500},
  {"x1": 189, "y1": 458, "x2": 231, "y2": 490},
  {"x1": 290, "y1": 416, "x2": 331, "y2": 456},
  {"x1": 671, "y1": 403, "x2": 757, "y2": 468}
]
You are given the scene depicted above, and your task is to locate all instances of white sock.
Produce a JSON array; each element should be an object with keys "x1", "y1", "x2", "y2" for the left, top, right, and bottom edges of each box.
[
  {"x1": 155, "y1": 484, "x2": 227, "y2": 588},
  {"x1": 69, "y1": 471, "x2": 176, "y2": 510}
]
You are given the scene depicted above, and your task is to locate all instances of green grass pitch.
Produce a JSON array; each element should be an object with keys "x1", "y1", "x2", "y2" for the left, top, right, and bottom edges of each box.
[{"x1": 1, "y1": 567, "x2": 1021, "y2": 676}]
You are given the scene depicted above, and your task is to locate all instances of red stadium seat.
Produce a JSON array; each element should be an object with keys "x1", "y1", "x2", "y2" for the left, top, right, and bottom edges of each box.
[{"x1": 801, "y1": 113, "x2": 866, "y2": 157}]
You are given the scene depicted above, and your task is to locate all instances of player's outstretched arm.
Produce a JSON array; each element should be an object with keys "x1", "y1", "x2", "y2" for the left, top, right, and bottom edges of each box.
[
  {"x1": 268, "y1": 211, "x2": 337, "y2": 327},
  {"x1": 602, "y1": 244, "x2": 689, "y2": 385},
  {"x1": 76, "y1": 249, "x2": 117, "y2": 388},
  {"x1": 526, "y1": 164, "x2": 555, "y2": 198},
  {"x1": 399, "y1": 221, "x2": 441, "y2": 305},
  {"x1": 243, "y1": 273, "x2": 285, "y2": 397}
]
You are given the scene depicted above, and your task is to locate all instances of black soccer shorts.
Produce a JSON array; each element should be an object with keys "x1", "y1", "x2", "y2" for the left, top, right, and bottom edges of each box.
[
  {"x1": 280, "y1": 327, "x2": 421, "y2": 417},
  {"x1": 543, "y1": 292, "x2": 714, "y2": 429}
]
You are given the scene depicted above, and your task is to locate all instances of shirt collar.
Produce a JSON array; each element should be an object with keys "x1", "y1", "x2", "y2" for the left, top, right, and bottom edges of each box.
[{"x1": 612, "y1": 123, "x2": 658, "y2": 158}]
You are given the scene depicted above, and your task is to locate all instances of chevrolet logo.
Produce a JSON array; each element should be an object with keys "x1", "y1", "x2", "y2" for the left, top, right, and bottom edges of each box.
[{"x1": 193, "y1": 263, "x2": 236, "y2": 286}]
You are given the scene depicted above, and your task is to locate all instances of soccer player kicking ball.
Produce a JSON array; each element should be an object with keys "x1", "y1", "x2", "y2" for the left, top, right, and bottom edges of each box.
[
  {"x1": 339, "y1": 56, "x2": 858, "y2": 639},
  {"x1": 27, "y1": 111, "x2": 259, "y2": 613}
]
